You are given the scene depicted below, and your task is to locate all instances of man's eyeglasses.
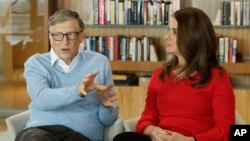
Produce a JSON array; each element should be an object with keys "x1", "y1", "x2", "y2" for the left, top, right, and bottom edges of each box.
[{"x1": 50, "y1": 31, "x2": 82, "y2": 41}]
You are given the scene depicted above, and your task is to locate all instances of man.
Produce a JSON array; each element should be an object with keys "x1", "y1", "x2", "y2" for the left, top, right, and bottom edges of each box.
[{"x1": 15, "y1": 9, "x2": 118, "y2": 141}]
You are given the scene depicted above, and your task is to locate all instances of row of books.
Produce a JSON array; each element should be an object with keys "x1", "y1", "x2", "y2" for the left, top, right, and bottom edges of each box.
[
  {"x1": 214, "y1": 0, "x2": 250, "y2": 26},
  {"x1": 218, "y1": 36, "x2": 238, "y2": 63},
  {"x1": 93, "y1": 0, "x2": 180, "y2": 25},
  {"x1": 82, "y1": 35, "x2": 158, "y2": 62},
  {"x1": 82, "y1": 35, "x2": 238, "y2": 63}
]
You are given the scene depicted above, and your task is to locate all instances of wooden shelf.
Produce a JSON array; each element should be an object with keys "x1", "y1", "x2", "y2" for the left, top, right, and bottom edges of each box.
[
  {"x1": 85, "y1": 24, "x2": 167, "y2": 28},
  {"x1": 221, "y1": 63, "x2": 250, "y2": 74},
  {"x1": 110, "y1": 61, "x2": 250, "y2": 74},
  {"x1": 110, "y1": 61, "x2": 162, "y2": 72}
]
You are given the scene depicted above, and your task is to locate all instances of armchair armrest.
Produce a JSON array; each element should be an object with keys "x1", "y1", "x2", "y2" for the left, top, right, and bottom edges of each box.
[
  {"x1": 235, "y1": 111, "x2": 246, "y2": 124},
  {"x1": 104, "y1": 116, "x2": 125, "y2": 141},
  {"x1": 123, "y1": 117, "x2": 140, "y2": 132}
]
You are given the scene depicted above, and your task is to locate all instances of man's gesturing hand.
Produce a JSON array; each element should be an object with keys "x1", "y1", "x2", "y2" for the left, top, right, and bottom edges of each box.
[
  {"x1": 77, "y1": 70, "x2": 99, "y2": 97},
  {"x1": 95, "y1": 84, "x2": 117, "y2": 108}
]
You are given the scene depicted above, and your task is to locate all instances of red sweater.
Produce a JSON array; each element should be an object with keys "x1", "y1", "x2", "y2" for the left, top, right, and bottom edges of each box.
[{"x1": 136, "y1": 68, "x2": 235, "y2": 141}]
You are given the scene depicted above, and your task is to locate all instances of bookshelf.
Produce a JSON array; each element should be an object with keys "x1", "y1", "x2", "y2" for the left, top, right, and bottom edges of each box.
[
  {"x1": 84, "y1": 25, "x2": 166, "y2": 61},
  {"x1": 53, "y1": 0, "x2": 250, "y2": 120},
  {"x1": 215, "y1": 26, "x2": 250, "y2": 62},
  {"x1": 57, "y1": 0, "x2": 250, "y2": 75}
]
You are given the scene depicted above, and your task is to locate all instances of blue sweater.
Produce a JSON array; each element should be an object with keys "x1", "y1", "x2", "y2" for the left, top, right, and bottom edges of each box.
[{"x1": 23, "y1": 50, "x2": 118, "y2": 141}]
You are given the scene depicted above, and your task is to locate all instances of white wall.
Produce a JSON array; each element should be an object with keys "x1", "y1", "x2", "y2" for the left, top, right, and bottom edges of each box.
[{"x1": 181, "y1": 0, "x2": 231, "y2": 22}]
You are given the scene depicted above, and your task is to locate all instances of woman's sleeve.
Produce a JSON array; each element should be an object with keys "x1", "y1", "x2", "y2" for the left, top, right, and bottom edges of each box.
[
  {"x1": 194, "y1": 71, "x2": 235, "y2": 141},
  {"x1": 136, "y1": 69, "x2": 161, "y2": 133}
]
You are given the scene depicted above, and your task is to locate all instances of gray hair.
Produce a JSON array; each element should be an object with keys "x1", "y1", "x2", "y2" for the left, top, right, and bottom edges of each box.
[{"x1": 48, "y1": 9, "x2": 84, "y2": 31}]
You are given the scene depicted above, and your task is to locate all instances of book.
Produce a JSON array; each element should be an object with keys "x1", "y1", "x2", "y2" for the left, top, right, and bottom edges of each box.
[
  {"x1": 150, "y1": 44, "x2": 158, "y2": 62},
  {"x1": 110, "y1": 0, "x2": 115, "y2": 24},
  {"x1": 98, "y1": 0, "x2": 105, "y2": 25},
  {"x1": 218, "y1": 37, "x2": 225, "y2": 63},
  {"x1": 93, "y1": 0, "x2": 99, "y2": 24}
]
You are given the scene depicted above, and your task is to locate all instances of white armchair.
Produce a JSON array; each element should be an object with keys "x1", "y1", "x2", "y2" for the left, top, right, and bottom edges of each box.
[
  {"x1": 123, "y1": 111, "x2": 246, "y2": 132},
  {"x1": 4, "y1": 110, "x2": 125, "y2": 141}
]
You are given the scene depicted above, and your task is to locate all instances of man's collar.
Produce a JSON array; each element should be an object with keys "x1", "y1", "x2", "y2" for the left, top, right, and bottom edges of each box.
[
  {"x1": 50, "y1": 47, "x2": 84, "y2": 66},
  {"x1": 50, "y1": 48, "x2": 59, "y2": 66}
]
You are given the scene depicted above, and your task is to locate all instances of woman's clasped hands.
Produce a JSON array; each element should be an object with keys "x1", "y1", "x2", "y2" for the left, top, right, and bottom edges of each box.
[{"x1": 144, "y1": 125, "x2": 195, "y2": 141}]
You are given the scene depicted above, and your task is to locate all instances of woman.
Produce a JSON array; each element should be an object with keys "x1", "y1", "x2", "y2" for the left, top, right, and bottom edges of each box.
[{"x1": 114, "y1": 7, "x2": 235, "y2": 141}]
